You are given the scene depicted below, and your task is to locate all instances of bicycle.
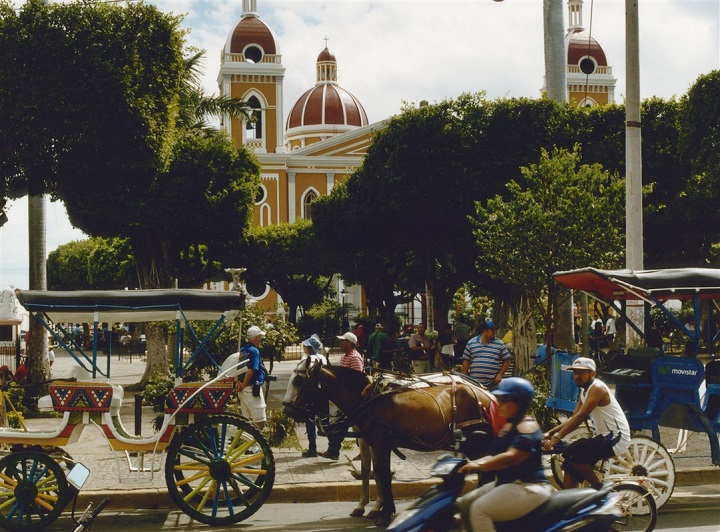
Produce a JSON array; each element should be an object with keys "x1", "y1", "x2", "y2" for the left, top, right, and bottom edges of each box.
[{"x1": 544, "y1": 439, "x2": 658, "y2": 531}]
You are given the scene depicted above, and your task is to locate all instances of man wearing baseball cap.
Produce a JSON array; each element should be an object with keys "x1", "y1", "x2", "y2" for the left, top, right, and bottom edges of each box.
[
  {"x1": 542, "y1": 357, "x2": 630, "y2": 489},
  {"x1": 318, "y1": 331, "x2": 364, "y2": 460},
  {"x1": 461, "y1": 320, "x2": 511, "y2": 388},
  {"x1": 221, "y1": 325, "x2": 268, "y2": 429}
]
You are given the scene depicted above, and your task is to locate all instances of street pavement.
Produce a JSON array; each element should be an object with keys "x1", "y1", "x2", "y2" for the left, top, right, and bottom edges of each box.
[{"x1": 21, "y1": 350, "x2": 720, "y2": 513}]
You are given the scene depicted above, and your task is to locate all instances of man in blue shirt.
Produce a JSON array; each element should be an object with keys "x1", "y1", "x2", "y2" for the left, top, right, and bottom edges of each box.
[
  {"x1": 222, "y1": 325, "x2": 267, "y2": 429},
  {"x1": 462, "y1": 320, "x2": 511, "y2": 388}
]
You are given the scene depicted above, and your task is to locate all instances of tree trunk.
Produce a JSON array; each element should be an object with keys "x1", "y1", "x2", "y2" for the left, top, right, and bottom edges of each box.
[
  {"x1": 0, "y1": 397, "x2": 7, "y2": 427},
  {"x1": 140, "y1": 323, "x2": 171, "y2": 383},
  {"x1": 26, "y1": 195, "x2": 50, "y2": 408},
  {"x1": 133, "y1": 235, "x2": 174, "y2": 386},
  {"x1": 554, "y1": 289, "x2": 575, "y2": 351},
  {"x1": 510, "y1": 290, "x2": 536, "y2": 377},
  {"x1": 425, "y1": 278, "x2": 435, "y2": 332}
]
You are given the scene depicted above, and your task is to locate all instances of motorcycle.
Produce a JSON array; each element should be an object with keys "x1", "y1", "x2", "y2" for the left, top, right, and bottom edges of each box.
[
  {"x1": 66, "y1": 462, "x2": 110, "y2": 532},
  {"x1": 388, "y1": 455, "x2": 622, "y2": 532}
]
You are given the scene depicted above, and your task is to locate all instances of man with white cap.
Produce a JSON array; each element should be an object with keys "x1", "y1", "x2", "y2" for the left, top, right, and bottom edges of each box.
[
  {"x1": 542, "y1": 357, "x2": 630, "y2": 489},
  {"x1": 221, "y1": 325, "x2": 268, "y2": 429},
  {"x1": 318, "y1": 331, "x2": 363, "y2": 459}
]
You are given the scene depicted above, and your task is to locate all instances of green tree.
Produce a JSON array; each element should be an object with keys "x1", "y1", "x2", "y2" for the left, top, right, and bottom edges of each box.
[
  {"x1": 236, "y1": 220, "x2": 335, "y2": 324},
  {"x1": 0, "y1": 0, "x2": 186, "y2": 390},
  {"x1": 0, "y1": 1, "x2": 259, "y2": 387},
  {"x1": 677, "y1": 70, "x2": 720, "y2": 266},
  {"x1": 472, "y1": 146, "x2": 624, "y2": 374},
  {"x1": 47, "y1": 237, "x2": 136, "y2": 290}
]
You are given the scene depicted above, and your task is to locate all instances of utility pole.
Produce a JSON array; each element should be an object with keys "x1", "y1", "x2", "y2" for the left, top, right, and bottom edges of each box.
[{"x1": 625, "y1": 0, "x2": 644, "y2": 346}]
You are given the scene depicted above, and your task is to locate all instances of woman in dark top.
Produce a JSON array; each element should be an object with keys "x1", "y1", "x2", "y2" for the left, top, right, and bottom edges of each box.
[{"x1": 458, "y1": 378, "x2": 552, "y2": 531}]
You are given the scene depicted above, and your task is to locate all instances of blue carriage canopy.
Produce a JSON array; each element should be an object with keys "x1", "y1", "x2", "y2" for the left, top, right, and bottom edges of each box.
[
  {"x1": 552, "y1": 267, "x2": 720, "y2": 303},
  {"x1": 16, "y1": 289, "x2": 245, "y2": 323}
]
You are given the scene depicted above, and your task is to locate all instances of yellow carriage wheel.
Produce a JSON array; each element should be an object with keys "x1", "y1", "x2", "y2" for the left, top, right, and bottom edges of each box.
[
  {"x1": 0, "y1": 451, "x2": 68, "y2": 531},
  {"x1": 164, "y1": 414, "x2": 275, "y2": 526}
]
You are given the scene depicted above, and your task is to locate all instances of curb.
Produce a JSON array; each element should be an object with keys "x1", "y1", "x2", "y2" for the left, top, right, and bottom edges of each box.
[{"x1": 76, "y1": 466, "x2": 720, "y2": 511}]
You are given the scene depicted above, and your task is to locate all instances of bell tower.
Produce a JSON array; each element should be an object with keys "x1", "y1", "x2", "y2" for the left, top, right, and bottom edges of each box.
[
  {"x1": 565, "y1": 0, "x2": 616, "y2": 107},
  {"x1": 218, "y1": 0, "x2": 285, "y2": 153}
]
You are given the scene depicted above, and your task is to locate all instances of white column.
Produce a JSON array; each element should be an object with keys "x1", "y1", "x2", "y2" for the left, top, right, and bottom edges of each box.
[{"x1": 288, "y1": 172, "x2": 296, "y2": 223}]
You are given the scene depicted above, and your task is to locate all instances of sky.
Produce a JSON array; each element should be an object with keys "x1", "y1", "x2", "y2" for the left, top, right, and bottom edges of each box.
[{"x1": 1, "y1": 0, "x2": 719, "y2": 291}]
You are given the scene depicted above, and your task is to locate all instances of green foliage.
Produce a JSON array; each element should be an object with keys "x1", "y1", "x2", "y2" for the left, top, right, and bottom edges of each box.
[
  {"x1": 142, "y1": 372, "x2": 174, "y2": 413},
  {"x1": 185, "y1": 304, "x2": 298, "y2": 375},
  {"x1": 2, "y1": 384, "x2": 27, "y2": 427},
  {"x1": 523, "y1": 366, "x2": 560, "y2": 432},
  {"x1": 261, "y1": 409, "x2": 298, "y2": 448},
  {"x1": 128, "y1": 129, "x2": 260, "y2": 289},
  {"x1": 0, "y1": 0, "x2": 186, "y2": 198},
  {"x1": 473, "y1": 146, "x2": 624, "y2": 370},
  {"x1": 474, "y1": 145, "x2": 624, "y2": 292},
  {"x1": 47, "y1": 236, "x2": 136, "y2": 290},
  {"x1": 232, "y1": 221, "x2": 335, "y2": 324},
  {"x1": 298, "y1": 299, "x2": 345, "y2": 339}
]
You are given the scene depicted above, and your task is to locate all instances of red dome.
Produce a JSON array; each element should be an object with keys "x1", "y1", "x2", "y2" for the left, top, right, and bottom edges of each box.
[
  {"x1": 287, "y1": 85, "x2": 369, "y2": 129},
  {"x1": 229, "y1": 16, "x2": 277, "y2": 55},
  {"x1": 568, "y1": 30, "x2": 607, "y2": 66},
  {"x1": 317, "y1": 48, "x2": 336, "y2": 62}
]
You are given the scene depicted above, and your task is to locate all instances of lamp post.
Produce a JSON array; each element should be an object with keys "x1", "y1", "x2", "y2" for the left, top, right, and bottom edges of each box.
[
  {"x1": 225, "y1": 268, "x2": 247, "y2": 351},
  {"x1": 340, "y1": 288, "x2": 348, "y2": 318}
]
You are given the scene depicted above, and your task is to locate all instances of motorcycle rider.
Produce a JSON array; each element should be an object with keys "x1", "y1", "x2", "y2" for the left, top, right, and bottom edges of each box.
[
  {"x1": 458, "y1": 378, "x2": 552, "y2": 531},
  {"x1": 542, "y1": 357, "x2": 630, "y2": 488}
]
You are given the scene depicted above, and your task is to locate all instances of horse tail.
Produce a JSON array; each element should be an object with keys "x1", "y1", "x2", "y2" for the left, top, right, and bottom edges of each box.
[{"x1": 392, "y1": 448, "x2": 407, "y2": 460}]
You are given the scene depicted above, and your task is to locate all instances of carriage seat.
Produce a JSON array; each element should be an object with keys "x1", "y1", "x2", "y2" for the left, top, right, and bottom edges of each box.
[
  {"x1": 164, "y1": 380, "x2": 234, "y2": 414},
  {"x1": 606, "y1": 347, "x2": 660, "y2": 385},
  {"x1": 38, "y1": 381, "x2": 122, "y2": 414}
]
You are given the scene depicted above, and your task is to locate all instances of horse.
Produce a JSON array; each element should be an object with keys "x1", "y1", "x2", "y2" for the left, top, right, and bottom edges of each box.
[
  {"x1": 282, "y1": 357, "x2": 383, "y2": 519},
  {"x1": 283, "y1": 362, "x2": 498, "y2": 525}
]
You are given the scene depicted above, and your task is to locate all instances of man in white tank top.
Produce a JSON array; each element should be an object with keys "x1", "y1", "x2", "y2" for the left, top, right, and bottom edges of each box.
[{"x1": 542, "y1": 357, "x2": 630, "y2": 489}]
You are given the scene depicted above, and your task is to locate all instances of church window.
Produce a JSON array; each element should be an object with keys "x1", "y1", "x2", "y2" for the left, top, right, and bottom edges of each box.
[
  {"x1": 244, "y1": 45, "x2": 263, "y2": 64},
  {"x1": 579, "y1": 56, "x2": 597, "y2": 75},
  {"x1": 302, "y1": 190, "x2": 317, "y2": 220},
  {"x1": 255, "y1": 184, "x2": 267, "y2": 204},
  {"x1": 246, "y1": 96, "x2": 263, "y2": 140}
]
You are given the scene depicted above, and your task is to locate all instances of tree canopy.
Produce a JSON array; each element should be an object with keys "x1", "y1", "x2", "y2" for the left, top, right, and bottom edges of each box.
[
  {"x1": 47, "y1": 236, "x2": 136, "y2": 290},
  {"x1": 472, "y1": 146, "x2": 625, "y2": 373},
  {"x1": 235, "y1": 220, "x2": 335, "y2": 323},
  {"x1": 0, "y1": 0, "x2": 185, "y2": 199}
]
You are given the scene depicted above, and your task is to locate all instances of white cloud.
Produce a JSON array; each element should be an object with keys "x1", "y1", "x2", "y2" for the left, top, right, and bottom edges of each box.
[{"x1": 2, "y1": 0, "x2": 718, "y2": 289}]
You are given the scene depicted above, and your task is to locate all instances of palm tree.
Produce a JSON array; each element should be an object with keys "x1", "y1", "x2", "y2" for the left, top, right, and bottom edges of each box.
[
  {"x1": 26, "y1": 194, "x2": 51, "y2": 407},
  {"x1": 176, "y1": 51, "x2": 253, "y2": 132}
]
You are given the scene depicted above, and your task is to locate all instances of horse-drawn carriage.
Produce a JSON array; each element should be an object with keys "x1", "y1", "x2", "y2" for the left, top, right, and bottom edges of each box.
[
  {"x1": 0, "y1": 289, "x2": 274, "y2": 530},
  {"x1": 552, "y1": 267, "x2": 720, "y2": 509}
]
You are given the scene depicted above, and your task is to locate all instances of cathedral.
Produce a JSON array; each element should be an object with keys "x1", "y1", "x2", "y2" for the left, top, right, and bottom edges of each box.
[{"x1": 217, "y1": 0, "x2": 615, "y2": 315}]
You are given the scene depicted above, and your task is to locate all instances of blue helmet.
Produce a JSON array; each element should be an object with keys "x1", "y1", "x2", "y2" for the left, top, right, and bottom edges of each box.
[{"x1": 493, "y1": 377, "x2": 535, "y2": 409}]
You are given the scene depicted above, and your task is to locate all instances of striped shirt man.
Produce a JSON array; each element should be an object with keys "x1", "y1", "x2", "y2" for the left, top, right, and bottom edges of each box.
[{"x1": 462, "y1": 322, "x2": 511, "y2": 386}]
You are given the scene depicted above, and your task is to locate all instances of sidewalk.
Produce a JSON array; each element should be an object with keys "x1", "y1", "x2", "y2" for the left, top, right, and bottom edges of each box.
[{"x1": 20, "y1": 352, "x2": 720, "y2": 510}]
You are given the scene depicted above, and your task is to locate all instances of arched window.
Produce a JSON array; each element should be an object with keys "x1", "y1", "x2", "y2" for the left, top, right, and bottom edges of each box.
[
  {"x1": 302, "y1": 190, "x2": 317, "y2": 220},
  {"x1": 246, "y1": 96, "x2": 263, "y2": 140}
]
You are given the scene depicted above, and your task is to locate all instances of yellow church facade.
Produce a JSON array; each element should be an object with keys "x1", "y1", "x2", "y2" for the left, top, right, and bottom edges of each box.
[{"x1": 216, "y1": 0, "x2": 615, "y2": 313}]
